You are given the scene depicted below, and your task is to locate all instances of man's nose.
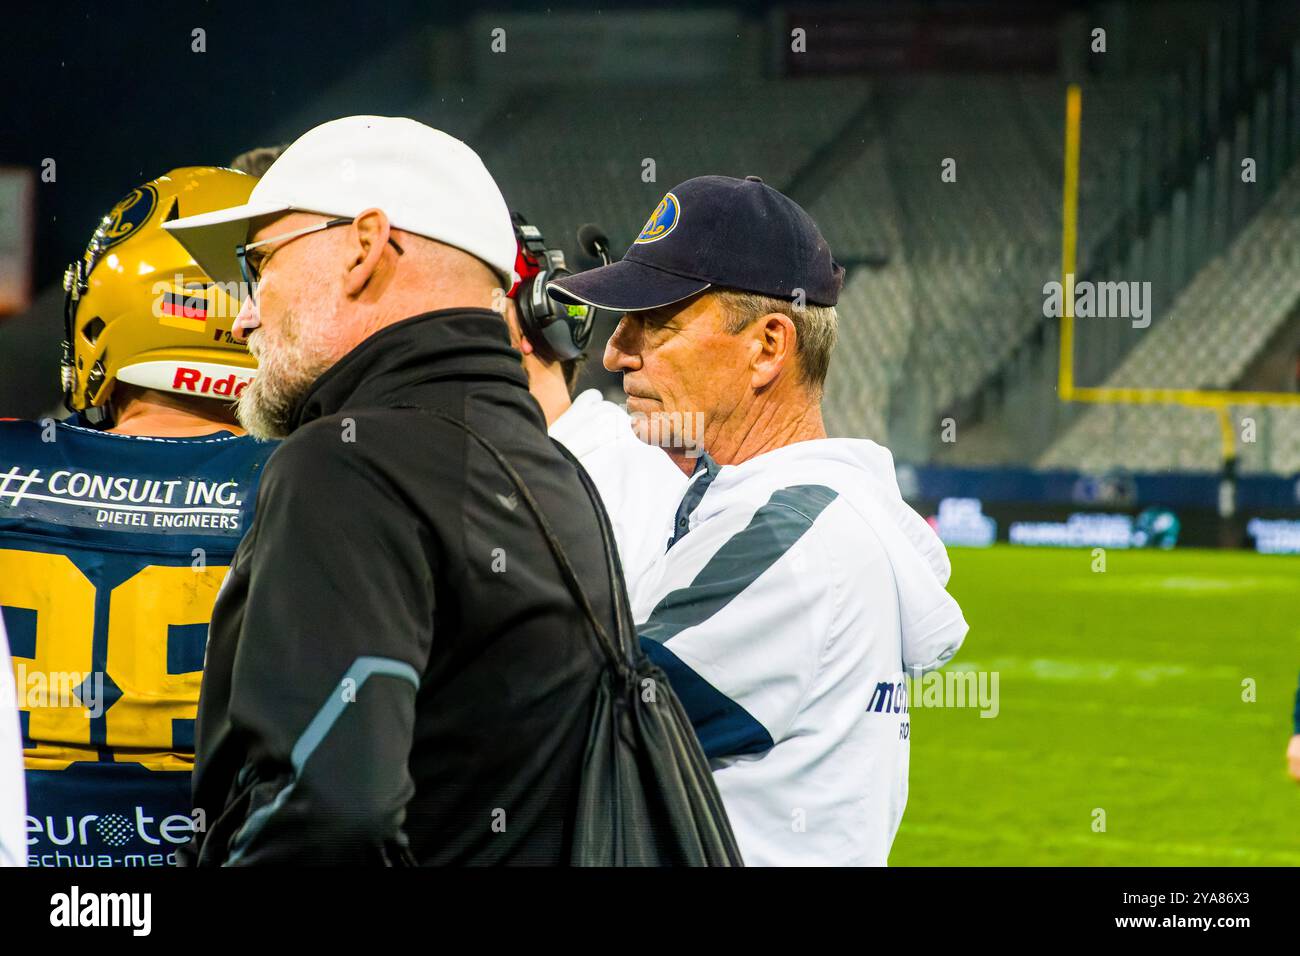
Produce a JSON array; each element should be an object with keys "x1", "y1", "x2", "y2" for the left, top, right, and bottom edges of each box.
[
  {"x1": 603, "y1": 316, "x2": 641, "y2": 373},
  {"x1": 232, "y1": 294, "x2": 261, "y2": 342}
]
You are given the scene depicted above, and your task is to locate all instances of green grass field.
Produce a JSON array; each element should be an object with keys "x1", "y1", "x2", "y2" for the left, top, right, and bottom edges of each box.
[{"x1": 890, "y1": 545, "x2": 1300, "y2": 866}]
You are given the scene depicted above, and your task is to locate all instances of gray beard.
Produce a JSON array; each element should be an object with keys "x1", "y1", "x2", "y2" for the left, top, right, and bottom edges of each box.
[
  {"x1": 237, "y1": 330, "x2": 335, "y2": 440},
  {"x1": 236, "y1": 371, "x2": 303, "y2": 440}
]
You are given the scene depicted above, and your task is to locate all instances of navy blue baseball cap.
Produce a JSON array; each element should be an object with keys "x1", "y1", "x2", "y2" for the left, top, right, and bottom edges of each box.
[{"x1": 547, "y1": 175, "x2": 844, "y2": 312}]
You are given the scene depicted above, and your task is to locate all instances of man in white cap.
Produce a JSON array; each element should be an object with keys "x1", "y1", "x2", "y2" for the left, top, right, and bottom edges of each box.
[{"x1": 161, "y1": 116, "x2": 637, "y2": 864}]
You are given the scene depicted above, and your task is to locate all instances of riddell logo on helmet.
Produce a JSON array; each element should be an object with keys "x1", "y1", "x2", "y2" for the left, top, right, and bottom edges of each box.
[
  {"x1": 172, "y1": 367, "x2": 251, "y2": 398},
  {"x1": 116, "y1": 360, "x2": 255, "y2": 399}
]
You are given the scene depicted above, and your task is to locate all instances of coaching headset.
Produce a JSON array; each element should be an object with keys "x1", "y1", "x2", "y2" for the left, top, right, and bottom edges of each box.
[{"x1": 509, "y1": 213, "x2": 610, "y2": 362}]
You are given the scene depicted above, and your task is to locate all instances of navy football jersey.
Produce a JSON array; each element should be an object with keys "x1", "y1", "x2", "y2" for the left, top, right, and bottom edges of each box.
[{"x1": 0, "y1": 415, "x2": 274, "y2": 867}]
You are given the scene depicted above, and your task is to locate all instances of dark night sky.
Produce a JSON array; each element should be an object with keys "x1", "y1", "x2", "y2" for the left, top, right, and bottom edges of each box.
[
  {"x1": 4, "y1": 0, "x2": 445, "y2": 282},
  {"x1": 5, "y1": 0, "x2": 797, "y2": 283}
]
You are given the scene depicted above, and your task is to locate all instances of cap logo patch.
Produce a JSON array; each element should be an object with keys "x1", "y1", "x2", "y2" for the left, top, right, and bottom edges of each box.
[{"x1": 634, "y1": 192, "x2": 680, "y2": 245}]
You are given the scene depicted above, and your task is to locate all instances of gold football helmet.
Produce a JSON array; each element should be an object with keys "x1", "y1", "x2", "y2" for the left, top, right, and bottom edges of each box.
[{"x1": 62, "y1": 167, "x2": 258, "y2": 412}]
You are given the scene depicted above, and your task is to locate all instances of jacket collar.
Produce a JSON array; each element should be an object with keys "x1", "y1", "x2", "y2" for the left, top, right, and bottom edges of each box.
[{"x1": 289, "y1": 309, "x2": 528, "y2": 430}]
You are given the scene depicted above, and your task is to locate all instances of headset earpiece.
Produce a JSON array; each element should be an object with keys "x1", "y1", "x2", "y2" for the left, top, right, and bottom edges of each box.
[{"x1": 512, "y1": 214, "x2": 597, "y2": 363}]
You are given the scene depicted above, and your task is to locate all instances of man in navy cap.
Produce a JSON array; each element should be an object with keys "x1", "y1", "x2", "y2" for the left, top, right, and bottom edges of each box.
[{"x1": 548, "y1": 175, "x2": 969, "y2": 865}]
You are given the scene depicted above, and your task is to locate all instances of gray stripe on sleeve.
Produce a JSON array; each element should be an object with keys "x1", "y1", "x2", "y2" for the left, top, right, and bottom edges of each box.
[
  {"x1": 640, "y1": 484, "x2": 838, "y2": 646},
  {"x1": 225, "y1": 655, "x2": 420, "y2": 864}
]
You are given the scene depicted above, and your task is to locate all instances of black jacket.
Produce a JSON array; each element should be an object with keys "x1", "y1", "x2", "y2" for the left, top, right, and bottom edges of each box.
[{"x1": 185, "y1": 309, "x2": 613, "y2": 865}]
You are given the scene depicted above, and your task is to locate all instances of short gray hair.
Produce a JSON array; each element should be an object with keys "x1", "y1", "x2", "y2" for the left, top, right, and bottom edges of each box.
[
  {"x1": 228, "y1": 145, "x2": 286, "y2": 178},
  {"x1": 714, "y1": 289, "x2": 838, "y2": 390}
]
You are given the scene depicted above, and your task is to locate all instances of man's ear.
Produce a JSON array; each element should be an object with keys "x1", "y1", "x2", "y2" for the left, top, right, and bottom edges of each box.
[
  {"x1": 344, "y1": 208, "x2": 393, "y2": 297},
  {"x1": 501, "y1": 301, "x2": 533, "y2": 354},
  {"x1": 750, "y1": 312, "x2": 795, "y2": 389}
]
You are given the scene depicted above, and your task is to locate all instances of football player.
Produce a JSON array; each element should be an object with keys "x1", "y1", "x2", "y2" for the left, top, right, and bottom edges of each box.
[{"x1": 0, "y1": 167, "x2": 275, "y2": 868}]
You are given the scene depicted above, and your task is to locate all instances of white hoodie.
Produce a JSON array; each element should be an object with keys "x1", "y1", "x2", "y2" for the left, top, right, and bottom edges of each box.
[
  {"x1": 549, "y1": 389, "x2": 689, "y2": 606},
  {"x1": 631, "y1": 438, "x2": 968, "y2": 866}
]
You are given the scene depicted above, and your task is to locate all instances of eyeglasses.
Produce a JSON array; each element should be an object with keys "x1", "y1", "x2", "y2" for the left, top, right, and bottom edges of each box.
[{"x1": 235, "y1": 216, "x2": 405, "y2": 297}]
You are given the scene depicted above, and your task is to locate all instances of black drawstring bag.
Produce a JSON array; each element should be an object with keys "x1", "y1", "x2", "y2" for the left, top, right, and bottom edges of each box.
[{"x1": 423, "y1": 409, "x2": 743, "y2": 866}]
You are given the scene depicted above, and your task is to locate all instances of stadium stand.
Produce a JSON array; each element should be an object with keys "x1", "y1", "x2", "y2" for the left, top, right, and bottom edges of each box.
[
  {"x1": 8, "y1": 11, "x2": 1291, "y2": 481},
  {"x1": 1040, "y1": 161, "x2": 1300, "y2": 475},
  {"x1": 475, "y1": 79, "x2": 874, "y2": 254},
  {"x1": 816, "y1": 77, "x2": 1170, "y2": 440},
  {"x1": 813, "y1": 134, "x2": 911, "y2": 442}
]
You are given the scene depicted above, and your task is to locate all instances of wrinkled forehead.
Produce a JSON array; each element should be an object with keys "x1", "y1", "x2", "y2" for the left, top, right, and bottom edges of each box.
[{"x1": 628, "y1": 290, "x2": 718, "y2": 329}]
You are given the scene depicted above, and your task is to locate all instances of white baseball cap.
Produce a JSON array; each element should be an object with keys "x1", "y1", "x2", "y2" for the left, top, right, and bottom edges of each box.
[{"x1": 163, "y1": 115, "x2": 519, "y2": 289}]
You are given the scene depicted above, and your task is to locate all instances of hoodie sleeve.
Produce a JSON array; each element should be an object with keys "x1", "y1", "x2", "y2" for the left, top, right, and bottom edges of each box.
[
  {"x1": 216, "y1": 426, "x2": 435, "y2": 865},
  {"x1": 635, "y1": 485, "x2": 840, "y2": 759}
]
